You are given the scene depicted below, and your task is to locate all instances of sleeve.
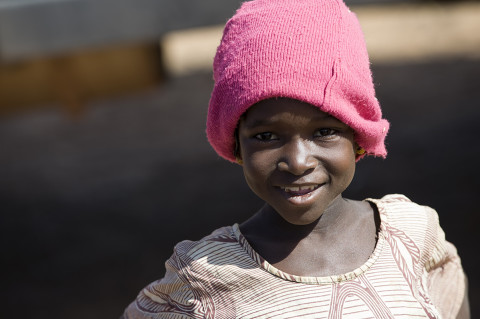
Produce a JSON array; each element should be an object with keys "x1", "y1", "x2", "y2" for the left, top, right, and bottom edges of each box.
[
  {"x1": 423, "y1": 206, "x2": 466, "y2": 319},
  {"x1": 123, "y1": 252, "x2": 205, "y2": 319}
]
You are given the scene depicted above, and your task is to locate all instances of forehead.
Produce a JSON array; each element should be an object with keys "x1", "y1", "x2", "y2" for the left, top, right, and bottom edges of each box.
[{"x1": 241, "y1": 98, "x2": 340, "y2": 127}]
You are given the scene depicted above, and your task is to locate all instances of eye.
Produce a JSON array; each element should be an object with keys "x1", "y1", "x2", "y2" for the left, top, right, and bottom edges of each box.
[
  {"x1": 254, "y1": 132, "x2": 278, "y2": 141},
  {"x1": 314, "y1": 128, "x2": 336, "y2": 138}
]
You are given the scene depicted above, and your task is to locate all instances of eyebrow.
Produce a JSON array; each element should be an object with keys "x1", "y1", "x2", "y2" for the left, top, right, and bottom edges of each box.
[{"x1": 243, "y1": 114, "x2": 335, "y2": 128}]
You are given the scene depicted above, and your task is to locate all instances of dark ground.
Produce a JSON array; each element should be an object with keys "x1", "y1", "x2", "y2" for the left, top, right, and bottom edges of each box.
[{"x1": 1, "y1": 58, "x2": 479, "y2": 318}]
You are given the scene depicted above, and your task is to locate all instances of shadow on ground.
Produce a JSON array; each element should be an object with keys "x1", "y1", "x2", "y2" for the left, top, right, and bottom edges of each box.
[{"x1": 0, "y1": 58, "x2": 479, "y2": 318}]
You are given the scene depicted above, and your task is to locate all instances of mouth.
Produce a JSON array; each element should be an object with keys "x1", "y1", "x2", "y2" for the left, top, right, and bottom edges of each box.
[{"x1": 279, "y1": 184, "x2": 321, "y2": 197}]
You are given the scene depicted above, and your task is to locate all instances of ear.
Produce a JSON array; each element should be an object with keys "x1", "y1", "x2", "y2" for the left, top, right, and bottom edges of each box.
[
  {"x1": 354, "y1": 143, "x2": 366, "y2": 160},
  {"x1": 234, "y1": 144, "x2": 243, "y2": 165},
  {"x1": 356, "y1": 147, "x2": 366, "y2": 156},
  {"x1": 234, "y1": 127, "x2": 243, "y2": 165}
]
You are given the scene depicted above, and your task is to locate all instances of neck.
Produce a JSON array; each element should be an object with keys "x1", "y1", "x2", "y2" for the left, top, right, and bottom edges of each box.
[
  {"x1": 239, "y1": 197, "x2": 378, "y2": 276},
  {"x1": 242, "y1": 195, "x2": 353, "y2": 243}
]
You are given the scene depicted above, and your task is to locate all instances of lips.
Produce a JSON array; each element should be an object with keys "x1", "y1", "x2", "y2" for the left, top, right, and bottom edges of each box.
[{"x1": 279, "y1": 184, "x2": 321, "y2": 196}]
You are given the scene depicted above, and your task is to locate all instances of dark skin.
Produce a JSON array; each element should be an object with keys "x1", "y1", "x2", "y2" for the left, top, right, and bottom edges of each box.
[
  {"x1": 236, "y1": 98, "x2": 469, "y2": 318},
  {"x1": 237, "y1": 98, "x2": 377, "y2": 276},
  {"x1": 240, "y1": 200, "x2": 379, "y2": 277}
]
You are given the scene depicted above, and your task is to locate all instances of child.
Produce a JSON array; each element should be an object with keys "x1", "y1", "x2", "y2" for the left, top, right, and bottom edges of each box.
[{"x1": 123, "y1": 0, "x2": 469, "y2": 317}]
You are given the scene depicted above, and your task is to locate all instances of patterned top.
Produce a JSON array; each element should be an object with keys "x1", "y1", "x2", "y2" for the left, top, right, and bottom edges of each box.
[{"x1": 123, "y1": 195, "x2": 465, "y2": 319}]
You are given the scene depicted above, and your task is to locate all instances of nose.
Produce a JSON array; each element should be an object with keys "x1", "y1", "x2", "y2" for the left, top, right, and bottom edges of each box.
[{"x1": 277, "y1": 138, "x2": 318, "y2": 175}]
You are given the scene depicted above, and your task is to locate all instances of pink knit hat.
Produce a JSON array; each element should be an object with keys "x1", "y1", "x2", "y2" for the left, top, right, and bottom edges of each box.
[{"x1": 207, "y1": 0, "x2": 389, "y2": 162}]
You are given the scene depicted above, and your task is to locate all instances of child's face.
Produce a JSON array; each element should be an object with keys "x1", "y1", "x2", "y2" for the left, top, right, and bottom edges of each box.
[{"x1": 237, "y1": 98, "x2": 357, "y2": 225}]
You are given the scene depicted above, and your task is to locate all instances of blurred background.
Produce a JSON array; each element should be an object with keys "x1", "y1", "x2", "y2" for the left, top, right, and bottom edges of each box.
[{"x1": 0, "y1": 0, "x2": 479, "y2": 317}]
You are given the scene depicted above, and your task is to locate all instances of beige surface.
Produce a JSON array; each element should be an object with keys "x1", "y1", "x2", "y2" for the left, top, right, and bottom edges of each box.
[
  {"x1": 0, "y1": 43, "x2": 162, "y2": 116},
  {"x1": 162, "y1": 2, "x2": 480, "y2": 75},
  {"x1": 357, "y1": 2, "x2": 480, "y2": 63}
]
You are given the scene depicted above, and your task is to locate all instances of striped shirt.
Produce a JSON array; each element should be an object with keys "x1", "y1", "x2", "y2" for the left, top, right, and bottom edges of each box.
[{"x1": 124, "y1": 194, "x2": 465, "y2": 318}]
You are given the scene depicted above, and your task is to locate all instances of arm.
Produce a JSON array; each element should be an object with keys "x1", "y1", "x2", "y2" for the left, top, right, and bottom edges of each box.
[
  {"x1": 423, "y1": 206, "x2": 469, "y2": 319},
  {"x1": 456, "y1": 275, "x2": 470, "y2": 319},
  {"x1": 122, "y1": 252, "x2": 204, "y2": 319}
]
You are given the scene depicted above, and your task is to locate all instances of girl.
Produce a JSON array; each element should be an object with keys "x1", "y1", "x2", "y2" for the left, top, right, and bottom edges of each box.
[{"x1": 123, "y1": 0, "x2": 469, "y2": 317}]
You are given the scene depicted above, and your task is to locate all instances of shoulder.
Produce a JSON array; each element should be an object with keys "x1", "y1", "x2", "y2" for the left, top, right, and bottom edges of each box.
[
  {"x1": 368, "y1": 194, "x2": 446, "y2": 267},
  {"x1": 370, "y1": 195, "x2": 467, "y2": 318},
  {"x1": 167, "y1": 224, "x2": 259, "y2": 280},
  {"x1": 368, "y1": 195, "x2": 468, "y2": 319},
  {"x1": 369, "y1": 194, "x2": 463, "y2": 269},
  {"x1": 368, "y1": 193, "x2": 441, "y2": 241},
  {"x1": 123, "y1": 226, "x2": 240, "y2": 318},
  {"x1": 368, "y1": 194, "x2": 438, "y2": 228},
  {"x1": 173, "y1": 225, "x2": 241, "y2": 263}
]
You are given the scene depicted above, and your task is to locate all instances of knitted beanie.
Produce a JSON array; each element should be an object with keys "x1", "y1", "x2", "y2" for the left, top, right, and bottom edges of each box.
[{"x1": 207, "y1": 0, "x2": 389, "y2": 162}]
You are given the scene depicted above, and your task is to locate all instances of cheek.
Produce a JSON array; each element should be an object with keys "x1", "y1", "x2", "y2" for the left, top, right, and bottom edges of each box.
[
  {"x1": 243, "y1": 153, "x2": 269, "y2": 181},
  {"x1": 241, "y1": 151, "x2": 275, "y2": 193},
  {"x1": 328, "y1": 142, "x2": 356, "y2": 181}
]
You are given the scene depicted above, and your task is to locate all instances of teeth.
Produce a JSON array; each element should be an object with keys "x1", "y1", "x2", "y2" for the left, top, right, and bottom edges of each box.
[
  {"x1": 282, "y1": 185, "x2": 317, "y2": 192},
  {"x1": 302, "y1": 185, "x2": 315, "y2": 191}
]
